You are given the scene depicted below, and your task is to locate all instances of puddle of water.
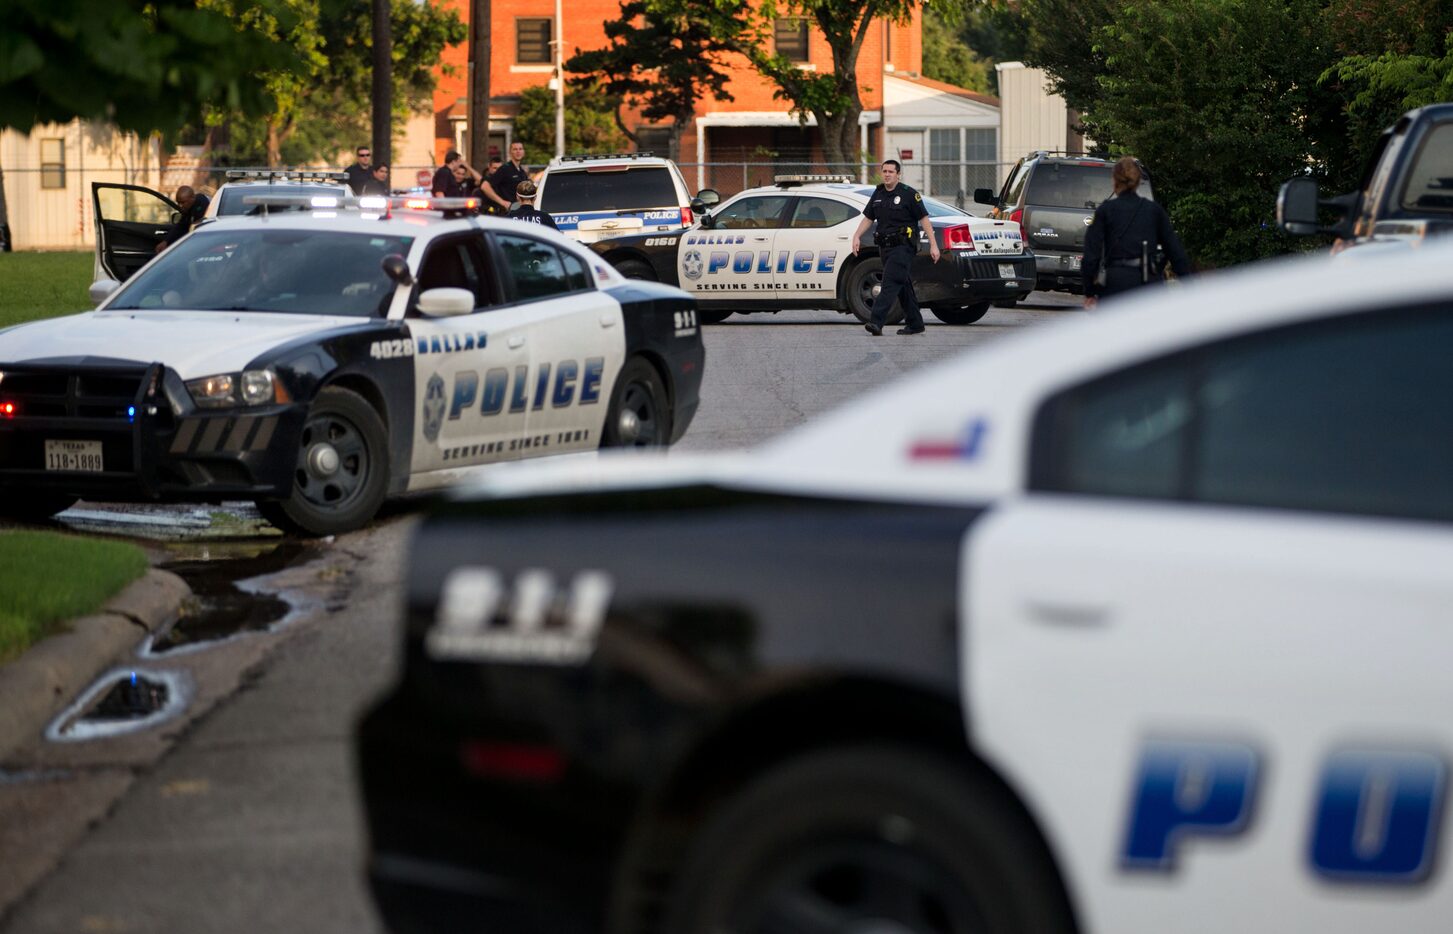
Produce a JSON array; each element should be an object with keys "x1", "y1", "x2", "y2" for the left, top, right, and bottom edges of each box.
[
  {"x1": 47, "y1": 669, "x2": 191, "y2": 742},
  {"x1": 147, "y1": 542, "x2": 315, "y2": 654}
]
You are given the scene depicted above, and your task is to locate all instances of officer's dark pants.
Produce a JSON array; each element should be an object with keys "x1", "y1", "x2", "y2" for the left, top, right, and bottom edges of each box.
[
  {"x1": 870, "y1": 244, "x2": 925, "y2": 330},
  {"x1": 1098, "y1": 266, "x2": 1163, "y2": 300}
]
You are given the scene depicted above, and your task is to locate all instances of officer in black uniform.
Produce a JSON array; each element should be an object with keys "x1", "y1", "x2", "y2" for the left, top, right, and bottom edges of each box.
[
  {"x1": 507, "y1": 180, "x2": 559, "y2": 230},
  {"x1": 1082, "y1": 156, "x2": 1192, "y2": 305},
  {"x1": 851, "y1": 158, "x2": 941, "y2": 335}
]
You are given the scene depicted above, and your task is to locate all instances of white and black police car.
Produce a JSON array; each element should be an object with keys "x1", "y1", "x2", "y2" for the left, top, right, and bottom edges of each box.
[
  {"x1": 0, "y1": 195, "x2": 703, "y2": 536},
  {"x1": 358, "y1": 239, "x2": 1453, "y2": 933},
  {"x1": 586, "y1": 175, "x2": 1035, "y2": 324}
]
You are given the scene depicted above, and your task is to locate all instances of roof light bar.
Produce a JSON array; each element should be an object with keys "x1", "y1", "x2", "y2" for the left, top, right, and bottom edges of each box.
[
  {"x1": 557, "y1": 152, "x2": 655, "y2": 163},
  {"x1": 225, "y1": 169, "x2": 350, "y2": 183},
  {"x1": 774, "y1": 174, "x2": 855, "y2": 187}
]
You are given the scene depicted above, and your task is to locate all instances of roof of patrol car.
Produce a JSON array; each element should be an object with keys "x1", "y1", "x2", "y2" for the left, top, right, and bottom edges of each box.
[{"x1": 458, "y1": 238, "x2": 1453, "y2": 504}]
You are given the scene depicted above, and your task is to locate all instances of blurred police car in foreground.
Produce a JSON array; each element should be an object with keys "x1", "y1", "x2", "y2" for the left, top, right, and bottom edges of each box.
[
  {"x1": 358, "y1": 242, "x2": 1453, "y2": 933},
  {"x1": 0, "y1": 194, "x2": 703, "y2": 536}
]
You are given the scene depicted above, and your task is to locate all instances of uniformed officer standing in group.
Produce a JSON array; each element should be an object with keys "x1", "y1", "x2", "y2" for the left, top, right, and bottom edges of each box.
[
  {"x1": 1081, "y1": 156, "x2": 1192, "y2": 305},
  {"x1": 851, "y1": 159, "x2": 941, "y2": 335}
]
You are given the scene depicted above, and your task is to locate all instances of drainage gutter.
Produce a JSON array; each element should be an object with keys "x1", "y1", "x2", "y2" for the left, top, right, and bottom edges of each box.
[{"x1": 0, "y1": 570, "x2": 189, "y2": 762}]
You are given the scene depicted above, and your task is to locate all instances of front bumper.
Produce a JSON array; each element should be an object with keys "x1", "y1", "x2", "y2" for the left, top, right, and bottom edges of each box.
[
  {"x1": 0, "y1": 361, "x2": 304, "y2": 502},
  {"x1": 912, "y1": 251, "x2": 1037, "y2": 305}
]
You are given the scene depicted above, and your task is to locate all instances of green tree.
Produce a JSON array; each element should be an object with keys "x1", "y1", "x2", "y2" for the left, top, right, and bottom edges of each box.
[
  {"x1": 566, "y1": 0, "x2": 740, "y2": 160},
  {"x1": 922, "y1": 6, "x2": 992, "y2": 93},
  {"x1": 514, "y1": 84, "x2": 630, "y2": 157}
]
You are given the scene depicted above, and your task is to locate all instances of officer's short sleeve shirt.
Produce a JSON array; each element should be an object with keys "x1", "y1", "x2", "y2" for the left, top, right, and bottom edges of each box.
[{"x1": 863, "y1": 184, "x2": 927, "y2": 233}]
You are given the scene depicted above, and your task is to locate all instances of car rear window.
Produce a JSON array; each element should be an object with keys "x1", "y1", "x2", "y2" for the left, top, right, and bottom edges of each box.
[
  {"x1": 1028, "y1": 164, "x2": 1154, "y2": 209},
  {"x1": 539, "y1": 167, "x2": 678, "y2": 213},
  {"x1": 216, "y1": 186, "x2": 349, "y2": 216}
]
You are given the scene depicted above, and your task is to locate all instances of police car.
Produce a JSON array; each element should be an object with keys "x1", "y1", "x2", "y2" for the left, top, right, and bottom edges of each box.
[
  {"x1": 358, "y1": 241, "x2": 1453, "y2": 932},
  {"x1": 586, "y1": 176, "x2": 1035, "y2": 325},
  {"x1": 535, "y1": 153, "x2": 708, "y2": 244},
  {"x1": 0, "y1": 195, "x2": 704, "y2": 536}
]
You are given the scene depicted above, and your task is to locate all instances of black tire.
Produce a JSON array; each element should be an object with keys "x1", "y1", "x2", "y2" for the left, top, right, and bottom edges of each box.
[
  {"x1": 602, "y1": 357, "x2": 671, "y2": 448},
  {"x1": 844, "y1": 258, "x2": 905, "y2": 326},
  {"x1": 614, "y1": 259, "x2": 656, "y2": 281},
  {"x1": 698, "y1": 308, "x2": 734, "y2": 324},
  {"x1": 931, "y1": 302, "x2": 992, "y2": 325},
  {"x1": 664, "y1": 745, "x2": 1075, "y2": 934},
  {"x1": 256, "y1": 386, "x2": 389, "y2": 537},
  {"x1": 0, "y1": 492, "x2": 77, "y2": 523}
]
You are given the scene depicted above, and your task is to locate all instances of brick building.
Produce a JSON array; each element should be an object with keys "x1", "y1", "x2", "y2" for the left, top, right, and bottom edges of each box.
[{"x1": 430, "y1": 0, "x2": 927, "y2": 184}]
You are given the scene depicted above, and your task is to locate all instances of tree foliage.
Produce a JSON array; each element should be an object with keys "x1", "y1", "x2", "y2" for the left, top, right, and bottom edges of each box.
[
  {"x1": 513, "y1": 84, "x2": 630, "y2": 157},
  {"x1": 922, "y1": 7, "x2": 992, "y2": 94},
  {"x1": 566, "y1": 0, "x2": 740, "y2": 159},
  {"x1": 0, "y1": 0, "x2": 302, "y2": 135}
]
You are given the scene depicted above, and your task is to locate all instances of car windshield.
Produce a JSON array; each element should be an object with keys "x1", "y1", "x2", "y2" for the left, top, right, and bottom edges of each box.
[
  {"x1": 1029, "y1": 163, "x2": 1154, "y2": 209},
  {"x1": 539, "y1": 167, "x2": 678, "y2": 213},
  {"x1": 107, "y1": 228, "x2": 414, "y2": 317},
  {"x1": 216, "y1": 185, "x2": 350, "y2": 216}
]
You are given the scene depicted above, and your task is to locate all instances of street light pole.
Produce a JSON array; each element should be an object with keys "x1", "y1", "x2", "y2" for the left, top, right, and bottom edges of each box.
[{"x1": 554, "y1": 0, "x2": 564, "y2": 158}]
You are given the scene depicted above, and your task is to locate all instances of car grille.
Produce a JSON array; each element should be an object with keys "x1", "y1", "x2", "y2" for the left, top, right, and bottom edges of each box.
[{"x1": 0, "y1": 365, "x2": 152, "y2": 420}]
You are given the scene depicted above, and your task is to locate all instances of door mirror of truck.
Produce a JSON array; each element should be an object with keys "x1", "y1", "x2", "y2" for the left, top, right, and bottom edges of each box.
[
  {"x1": 1277, "y1": 177, "x2": 1321, "y2": 236},
  {"x1": 974, "y1": 188, "x2": 998, "y2": 206}
]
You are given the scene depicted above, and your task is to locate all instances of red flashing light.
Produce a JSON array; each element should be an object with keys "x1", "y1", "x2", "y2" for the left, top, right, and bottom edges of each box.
[
  {"x1": 459, "y1": 741, "x2": 565, "y2": 783},
  {"x1": 463, "y1": 198, "x2": 479, "y2": 210},
  {"x1": 942, "y1": 224, "x2": 976, "y2": 251},
  {"x1": 0, "y1": 401, "x2": 15, "y2": 418}
]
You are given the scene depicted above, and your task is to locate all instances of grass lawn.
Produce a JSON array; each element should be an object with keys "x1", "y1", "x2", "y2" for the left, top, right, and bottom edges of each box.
[
  {"x1": 0, "y1": 530, "x2": 149, "y2": 664},
  {"x1": 0, "y1": 251, "x2": 95, "y2": 329}
]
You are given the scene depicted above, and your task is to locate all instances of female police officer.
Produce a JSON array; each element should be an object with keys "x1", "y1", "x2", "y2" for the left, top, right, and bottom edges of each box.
[
  {"x1": 1082, "y1": 156, "x2": 1192, "y2": 306},
  {"x1": 852, "y1": 159, "x2": 941, "y2": 335}
]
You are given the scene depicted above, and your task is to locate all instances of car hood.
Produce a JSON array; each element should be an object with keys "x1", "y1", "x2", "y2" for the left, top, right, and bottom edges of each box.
[{"x1": 0, "y1": 310, "x2": 370, "y2": 379}]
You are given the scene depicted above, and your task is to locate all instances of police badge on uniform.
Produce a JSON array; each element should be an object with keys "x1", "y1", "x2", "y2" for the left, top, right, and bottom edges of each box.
[{"x1": 893, "y1": 195, "x2": 901, "y2": 205}]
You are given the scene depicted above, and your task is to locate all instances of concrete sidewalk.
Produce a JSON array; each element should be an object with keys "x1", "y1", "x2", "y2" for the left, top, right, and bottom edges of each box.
[{"x1": 0, "y1": 570, "x2": 190, "y2": 763}]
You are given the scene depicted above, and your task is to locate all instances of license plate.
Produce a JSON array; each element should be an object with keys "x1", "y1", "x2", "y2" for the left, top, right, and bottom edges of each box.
[
  {"x1": 45, "y1": 440, "x2": 103, "y2": 473},
  {"x1": 998, "y1": 263, "x2": 1016, "y2": 278},
  {"x1": 1070, "y1": 255, "x2": 1083, "y2": 270}
]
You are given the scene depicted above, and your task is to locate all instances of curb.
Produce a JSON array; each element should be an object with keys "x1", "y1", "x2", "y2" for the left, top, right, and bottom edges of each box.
[{"x1": 0, "y1": 569, "x2": 190, "y2": 763}]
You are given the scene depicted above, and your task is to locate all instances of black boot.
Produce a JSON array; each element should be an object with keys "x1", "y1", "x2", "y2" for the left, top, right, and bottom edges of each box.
[
  {"x1": 864, "y1": 321, "x2": 883, "y2": 336},
  {"x1": 896, "y1": 325, "x2": 926, "y2": 335}
]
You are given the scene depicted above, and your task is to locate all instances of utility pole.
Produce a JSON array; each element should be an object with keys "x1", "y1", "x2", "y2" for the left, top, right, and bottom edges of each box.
[
  {"x1": 469, "y1": 0, "x2": 492, "y2": 169},
  {"x1": 553, "y1": 0, "x2": 564, "y2": 158},
  {"x1": 372, "y1": 0, "x2": 392, "y2": 168}
]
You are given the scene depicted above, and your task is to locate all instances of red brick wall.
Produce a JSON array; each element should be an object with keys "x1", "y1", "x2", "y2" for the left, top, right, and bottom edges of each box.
[{"x1": 430, "y1": 0, "x2": 915, "y2": 166}]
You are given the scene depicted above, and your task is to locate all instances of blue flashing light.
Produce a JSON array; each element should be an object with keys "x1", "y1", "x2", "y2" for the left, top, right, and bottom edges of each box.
[
  {"x1": 127, "y1": 405, "x2": 136, "y2": 422},
  {"x1": 130, "y1": 671, "x2": 137, "y2": 686}
]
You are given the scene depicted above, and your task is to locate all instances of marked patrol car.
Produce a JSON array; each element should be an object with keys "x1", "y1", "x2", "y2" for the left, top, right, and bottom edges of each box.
[
  {"x1": 535, "y1": 153, "x2": 711, "y2": 244},
  {"x1": 358, "y1": 241, "x2": 1453, "y2": 933},
  {"x1": 0, "y1": 195, "x2": 703, "y2": 536},
  {"x1": 583, "y1": 175, "x2": 1035, "y2": 325}
]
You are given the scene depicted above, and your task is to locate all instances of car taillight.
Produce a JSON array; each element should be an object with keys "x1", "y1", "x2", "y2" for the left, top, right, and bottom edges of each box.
[
  {"x1": 1009, "y1": 207, "x2": 1025, "y2": 241},
  {"x1": 681, "y1": 206, "x2": 693, "y2": 226},
  {"x1": 942, "y1": 224, "x2": 976, "y2": 250}
]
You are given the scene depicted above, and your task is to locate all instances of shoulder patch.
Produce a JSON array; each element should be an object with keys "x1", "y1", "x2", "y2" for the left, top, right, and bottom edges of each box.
[{"x1": 914, "y1": 192, "x2": 922, "y2": 202}]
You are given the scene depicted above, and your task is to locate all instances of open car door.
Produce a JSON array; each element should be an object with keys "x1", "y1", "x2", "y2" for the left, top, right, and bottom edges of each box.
[{"x1": 92, "y1": 183, "x2": 178, "y2": 283}]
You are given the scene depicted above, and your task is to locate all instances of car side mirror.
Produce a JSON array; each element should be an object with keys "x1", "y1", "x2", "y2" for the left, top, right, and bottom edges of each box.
[
  {"x1": 416, "y1": 287, "x2": 475, "y2": 317},
  {"x1": 381, "y1": 253, "x2": 414, "y2": 287},
  {"x1": 1277, "y1": 177, "x2": 1321, "y2": 236},
  {"x1": 170, "y1": 211, "x2": 182, "y2": 225},
  {"x1": 973, "y1": 188, "x2": 998, "y2": 206},
  {"x1": 693, "y1": 188, "x2": 721, "y2": 208},
  {"x1": 88, "y1": 279, "x2": 120, "y2": 305}
]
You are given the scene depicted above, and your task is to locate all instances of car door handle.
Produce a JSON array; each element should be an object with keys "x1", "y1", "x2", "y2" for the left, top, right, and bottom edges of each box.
[
  {"x1": 599, "y1": 313, "x2": 616, "y2": 328},
  {"x1": 508, "y1": 335, "x2": 525, "y2": 349},
  {"x1": 1025, "y1": 600, "x2": 1112, "y2": 627},
  {"x1": 153, "y1": 229, "x2": 169, "y2": 235},
  {"x1": 752, "y1": 236, "x2": 770, "y2": 242}
]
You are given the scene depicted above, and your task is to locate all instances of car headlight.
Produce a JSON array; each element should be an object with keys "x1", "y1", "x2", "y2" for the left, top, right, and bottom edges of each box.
[{"x1": 185, "y1": 369, "x2": 280, "y2": 408}]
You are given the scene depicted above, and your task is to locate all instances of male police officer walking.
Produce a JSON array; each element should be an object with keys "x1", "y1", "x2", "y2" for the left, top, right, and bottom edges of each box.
[{"x1": 851, "y1": 158, "x2": 940, "y2": 335}]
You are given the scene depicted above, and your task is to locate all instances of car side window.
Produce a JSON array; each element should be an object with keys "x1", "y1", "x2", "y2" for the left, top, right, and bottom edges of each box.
[
  {"x1": 495, "y1": 233, "x2": 572, "y2": 303},
  {"x1": 411, "y1": 235, "x2": 493, "y2": 316},
  {"x1": 1002, "y1": 161, "x2": 1030, "y2": 208},
  {"x1": 713, "y1": 196, "x2": 792, "y2": 230},
  {"x1": 789, "y1": 197, "x2": 857, "y2": 229},
  {"x1": 1031, "y1": 305, "x2": 1453, "y2": 523},
  {"x1": 560, "y1": 249, "x2": 590, "y2": 292}
]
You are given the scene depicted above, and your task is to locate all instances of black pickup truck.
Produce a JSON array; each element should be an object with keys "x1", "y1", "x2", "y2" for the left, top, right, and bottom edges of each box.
[{"x1": 1278, "y1": 103, "x2": 1453, "y2": 248}]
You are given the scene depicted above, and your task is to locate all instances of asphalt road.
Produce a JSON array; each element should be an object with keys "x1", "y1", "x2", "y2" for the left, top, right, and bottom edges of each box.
[{"x1": 0, "y1": 292, "x2": 1080, "y2": 934}]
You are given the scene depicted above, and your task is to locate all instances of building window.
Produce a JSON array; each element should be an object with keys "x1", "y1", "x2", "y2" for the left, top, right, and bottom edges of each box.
[
  {"x1": 40, "y1": 138, "x2": 65, "y2": 189},
  {"x1": 517, "y1": 18, "x2": 552, "y2": 64},
  {"x1": 774, "y1": 18, "x2": 809, "y2": 62},
  {"x1": 965, "y1": 128, "x2": 996, "y2": 162}
]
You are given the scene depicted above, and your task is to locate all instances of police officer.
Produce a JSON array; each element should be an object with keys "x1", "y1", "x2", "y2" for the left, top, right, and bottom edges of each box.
[
  {"x1": 507, "y1": 180, "x2": 559, "y2": 229},
  {"x1": 851, "y1": 158, "x2": 940, "y2": 335},
  {"x1": 1082, "y1": 156, "x2": 1192, "y2": 305},
  {"x1": 155, "y1": 186, "x2": 210, "y2": 253},
  {"x1": 486, "y1": 141, "x2": 531, "y2": 215}
]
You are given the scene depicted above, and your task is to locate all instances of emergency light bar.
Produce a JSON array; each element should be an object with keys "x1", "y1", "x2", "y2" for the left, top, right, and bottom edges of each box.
[
  {"x1": 556, "y1": 152, "x2": 656, "y2": 163},
  {"x1": 225, "y1": 169, "x2": 351, "y2": 183},
  {"x1": 238, "y1": 194, "x2": 392, "y2": 217},
  {"x1": 774, "y1": 175, "x2": 855, "y2": 187}
]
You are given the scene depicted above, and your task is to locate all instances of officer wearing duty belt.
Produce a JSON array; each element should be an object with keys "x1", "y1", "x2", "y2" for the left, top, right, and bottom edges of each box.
[
  {"x1": 852, "y1": 159, "x2": 941, "y2": 336},
  {"x1": 1082, "y1": 156, "x2": 1192, "y2": 305}
]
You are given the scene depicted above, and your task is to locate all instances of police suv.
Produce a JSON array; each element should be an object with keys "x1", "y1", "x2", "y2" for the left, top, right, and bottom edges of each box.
[
  {"x1": 535, "y1": 153, "x2": 707, "y2": 244},
  {"x1": 587, "y1": 176, "x2": 1035, "y2": 324},
  {"x1": 0, "y1": 195, "x2": 703, "y2": 536},
  {"x1": 358, "y1": 242, "x2": 1453, "y2": 933}
]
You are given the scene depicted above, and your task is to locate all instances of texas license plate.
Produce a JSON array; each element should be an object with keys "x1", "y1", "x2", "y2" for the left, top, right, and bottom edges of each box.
[
  {"x1": 45, "y1": 440, "x2": 103, "y2": 472},
  {"x1": 998, "y1": 263, "x2": 1016, "y2": 278}
]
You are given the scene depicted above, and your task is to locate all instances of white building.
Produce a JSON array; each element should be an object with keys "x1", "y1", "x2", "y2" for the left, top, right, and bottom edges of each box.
[
  {"x1": 883, "y1": 73, "x2": 1001, "y2": 203},
  {"x1": 994, "y1": 61, "x2": 1088, "y2": 183}
]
